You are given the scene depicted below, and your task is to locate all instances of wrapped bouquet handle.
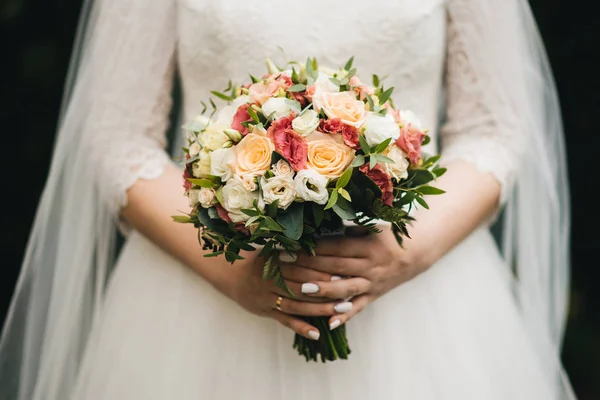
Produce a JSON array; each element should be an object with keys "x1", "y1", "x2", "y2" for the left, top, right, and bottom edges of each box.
[{"x1": 173, "y1": 56, "x2": 445, "y2": 362}]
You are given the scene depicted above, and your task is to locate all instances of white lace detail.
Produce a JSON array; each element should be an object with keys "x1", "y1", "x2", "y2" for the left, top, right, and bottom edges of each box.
[{"x1": 441, "y1": 0, "x2": 525, "y2": 204}]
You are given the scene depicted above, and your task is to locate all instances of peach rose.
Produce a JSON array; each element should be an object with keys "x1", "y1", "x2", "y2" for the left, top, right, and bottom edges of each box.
[
  {"x1": 306, "y1": 132, "x2": 355, "y2": 178},
  {"x1": 349, "y1": 76, "x2": 374, "y2": 101},
  {"x1": 315, "y1": 91, "x2": 367, "y2": 128},
  {"x1": 248, "y1": 74, "x2": 292, "y2": 106},
  {"x1": 235, "y1": 133, "x2": 274, "y2": 176}
]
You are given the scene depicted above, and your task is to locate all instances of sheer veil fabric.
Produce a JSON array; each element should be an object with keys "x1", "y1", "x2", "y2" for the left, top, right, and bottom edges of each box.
[{"x1": 0, "y1": 0, "x2": 573, "y2": 399}]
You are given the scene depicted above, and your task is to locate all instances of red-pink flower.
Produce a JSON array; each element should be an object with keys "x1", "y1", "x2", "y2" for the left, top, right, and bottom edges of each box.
[
  {"x1": 289, "y1": 91, "x2": 308, "y2": 108},
  {"x1": 360, "y1": 164, "x2": 394, "y2": 207},
  {"x1": 268, "y1": 113, "x2": 308, "y2": 171},
  {"x1": 234, "y1": 223, "x2": 250, "y2": 236},
  {"x1": 319, "y1": 118, "x2": 360, "y2": 150},
  {"x1": 214, "y1": 203, "x2": 232, "y2": 223},
  {"x1": 183, "y1": 166, "x2": 193, "y2": 191},
  {"x1": 396, "y1": 125, "x2": 426, "y2": 165},
  {"x1": 232, "y1": 104, "x2": 252, "y2": 136}
]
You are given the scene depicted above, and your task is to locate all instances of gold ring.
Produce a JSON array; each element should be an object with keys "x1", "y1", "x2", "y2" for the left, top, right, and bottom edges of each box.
[{"x1": 275, "y1": 296, "x2": 284, "y2": 311}]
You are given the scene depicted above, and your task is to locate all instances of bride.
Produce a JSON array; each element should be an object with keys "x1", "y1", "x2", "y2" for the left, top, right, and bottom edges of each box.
[{"x1": 0, "y1": 0, "x2": 575, "y2": 398}]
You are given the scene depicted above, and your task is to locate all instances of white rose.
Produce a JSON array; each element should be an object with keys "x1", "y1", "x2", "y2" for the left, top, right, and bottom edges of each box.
[
  {"x1": 272, "y1": 159, "x2": 295, "y2": 178},
  {"x1": 222, "y1": 175, "x2": 259, "y2": 223},
  {"x1": 292, "y1": 109, "x2": 320, "y2": 136},
  {"x1": 400, "y1": 109, "x2": 423, "y2": 130},
  {"x1": 261, "y1": 97, "x2": 301, "y2": 120},
  {"x1": 192, "y1": 150, "x2": 211, "y2": 178},
  {"x1": 240, "y1": 174, "x2": 258, "y2": 192},
  {"x1": 294, "y1": 169, "x2": 329, "y2": 205},
  {"x1": 311, "y1": 71, "x2": 340, "y2": 111},
  {"x1": 363, "y1": 112, "x2": 400, "y2": 147},
  {"x1": 386, "y1": 146, "x2": 410, "y2": 181},
  {"x1": 261, "y1": 175, "x2": 296, "y2": 210},
  {"x1": 198, "y1": 188, "x2": 216, "y2": 208},
  {"x1": 189, "y1": 141, "x2": 201, "y2": 157},
  {"x1": 210, "y1": 147, "x2": 235, "y2": 182},
  {"x1": 200, "y1": 123, "x2": 231, "y2": 151},
  {"x1": 214, "y1": 95, "x2": 251, "y2": 126}
]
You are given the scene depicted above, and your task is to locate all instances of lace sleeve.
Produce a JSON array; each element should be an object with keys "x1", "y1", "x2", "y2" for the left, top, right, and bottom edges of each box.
[
  {"x1": 441, "y1": 0, "x2": 526, "y2": 204},
  {"x1": 83, "y1": 0, "x2": 177, "y2": 212}
]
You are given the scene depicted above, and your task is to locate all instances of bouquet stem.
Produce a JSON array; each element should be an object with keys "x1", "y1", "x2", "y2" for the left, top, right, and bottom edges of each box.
[{"x1": 293, "y1": 316, "x2": 351, "y2": 362}]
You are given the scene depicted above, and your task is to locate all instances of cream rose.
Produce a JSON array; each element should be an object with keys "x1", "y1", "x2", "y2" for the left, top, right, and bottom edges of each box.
[
  {"x1": 235, "y1": 133, "x2": 274, "y2": 176},
  {"x1": 241, "y1": 174, "x2": 258, "y2": 192},
  {"x1": 192, "y1": 150, "x2": 211, "y2": 178},
  {"x1": 306, "y1": 132, "x2": 355, "y2": 178},
  {"x1": 222, "y1": 175, "x2": 259, "y2": 223},
  {"x1": 261, "y1": 97, "x2": 301, "y2": 120},
  {"x1": 386, "y1": 145, "x2": 410, "y2": 181},
  {"x1": 200, "y1": 123, "x2": 231, "y2": 151},
  {"x1": 294, "y1": 169, "x2": 329, "y2": 205},
  {"x1": 210, "y1": 147, "x2": 235, "y2": 182},
  {"x1": 261, "y1": 175, "x2": 296, "y2": 210},
  {"x1": 363, "y1": 112, "x2": 401, "y2": 147},
  {"x1": 187, "y1": 189, "x2": 200, "y2": 207},
  {"x1": 272, "y1": 159, "x2": 295, "y2": 178},
  {"x1": 198, "y1": 188, "x2": 216, "y2": 208},
  {"x1": 292, "y1": 109, "x2": 320, "y2": 136},
  {"x1": 316, "y1": 91, "x2": 367, "y2": 128},
  {"x1": 188, "y1": 141, "x2": 201, "y2": 157}
]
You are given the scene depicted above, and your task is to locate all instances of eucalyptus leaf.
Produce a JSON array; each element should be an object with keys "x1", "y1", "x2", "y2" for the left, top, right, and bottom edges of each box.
[
  {"x1": 186, "y1": 178, "x2": 215, "y2": 188},
  {"x1": 172, "y1": 215, "x2": 192, "y2": 223},
  {"x1": 359, "y1": 135, "x2": 370, "y2": 155},
  {"x1": 210, "y1": 91, "x2": 234, "y2": 102},
  {"x1": 338, "y1": 188, "x2": 352, "y2": 202},
  {"x1": 418, "y1": 186, "x2": 446, "y2": 195},
  {"x1": 288, "y1": 84, "x2": 307, "y2": 92},
  {"x1": 324, "y1": 190, "x2": 339, "y2": 210},
  {"x1": 204, "y1": 251, "x2": 225, "y2": 258},
  {"x1": 372, "y1": 74, "x2": 380, "y2": 88},
  {"x1": 246, "y1": 106, "x2": 261, "y2": 123},
  {"x1": 422, "y1": 135, "x2": 431, "y2": 146},
  {"x1": 415, "y1": 196, "x2": 430, "y2": 209},
  {"x1": 312, "y1": 203, "x2": 324, "y2": 227},
  {"x1": 336, "y1": 168, "x2": 353, "y2": 190},
  {"x1": 373, "y1": 138, "x2": 392, "y2": 154},
  {"x1": 344, "y1": 56, "x2": 355, "y2": 71},
  {"x1": 433, "y1": 167, "x2": 447, "y2": 177},
  {"x1": 352, "y1": 155, "x2": 366, "y2": 167},
  {"x1": 278, "y1": 203, "x2": 304, "y2": 240},
  {"x1": 378, "y1": 86, "x2": 394, "y2": 105}
]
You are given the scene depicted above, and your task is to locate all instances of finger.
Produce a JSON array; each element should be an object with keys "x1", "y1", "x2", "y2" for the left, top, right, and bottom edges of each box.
[
  {"x1": 294, "y1": 254, "x2": 365, "y2": 276},
  {"x1": 275, "y1": 295, "x2": 349, "y2": 317},
  {"x1": 271, "y1": 310, "x2": 321, "y2": 341},
  {"x1": 280, "y1": 262, "x2": 333, "y2": 283},
  {"x1": 344, "y1": 226, "x2": 370, "y2": 237},
  {"x1": 271, "y1": 280, "x2": 331, "y2": 303},
  {"x1": 328, "y1": 294, "x2": 372, "y2": 331},
  {"x1": 300, "y1": 277, "x2": 371, "y2": 300},
  {"x1": 313, "y1": 236, "x2": 373, "y2": 258}
]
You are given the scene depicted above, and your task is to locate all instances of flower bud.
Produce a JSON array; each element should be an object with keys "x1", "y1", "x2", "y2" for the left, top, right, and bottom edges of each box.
[
  {"x1": 265, "y1": 58, "x2": 280, "y2": 74},
  {"x1": 224, "y1": 128, "x2": 243, "y2": 143},
  {"x1": 222, "y1": 140, "x2": 233, "y2": 148}
]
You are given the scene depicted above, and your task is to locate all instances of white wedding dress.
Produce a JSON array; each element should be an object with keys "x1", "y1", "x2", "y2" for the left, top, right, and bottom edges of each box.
[{"x1": 42, "y1": 0, "x2": 565, "y2": 398}]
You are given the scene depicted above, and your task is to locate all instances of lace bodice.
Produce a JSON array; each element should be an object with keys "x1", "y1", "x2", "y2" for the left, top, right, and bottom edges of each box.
[{"x1": 90, "y1": 0, "x2": 523, "y2": 213}]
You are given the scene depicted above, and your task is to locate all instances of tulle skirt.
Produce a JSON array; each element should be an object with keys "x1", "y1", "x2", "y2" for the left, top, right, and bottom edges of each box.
[{"x1": 71, "y1": 228, "x2": 558, "y2": 399}]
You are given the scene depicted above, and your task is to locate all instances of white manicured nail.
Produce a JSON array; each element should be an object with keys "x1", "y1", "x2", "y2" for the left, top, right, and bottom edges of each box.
[
  {"x1": 301, "y1": 283, "x2": 320, "y2": 294},
  {"x1": 308, "y1": 330, "x2": 320, "y2": 340},
  {"x1": 279, "y1": 252, "x2": 297, "y2": 263},
  {"x1": 330, "y1": 275, "x2": 342, "y2": 281},
  {"x1": 334, "y1": 302, "x2": 353, "y2": 313},
  {"x1": 329, "y1": 320, "x2": 341, "y2": 330}
]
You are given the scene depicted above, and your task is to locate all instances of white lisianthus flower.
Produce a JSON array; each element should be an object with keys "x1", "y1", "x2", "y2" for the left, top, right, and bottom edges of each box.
[
  {"x1": 272, "y1": 159, "x2": 295, "y2": 178},
  {"x1": 400, "y1": 109, "x2": 423, "y2": 130},
  {"x1": 240, "y1": 174, "x2": 258, "y2": 192},
  {"x1": 192, "y1": 150, "x2": 211, "y2": 178},
  {"x1": 294, "y1": 169, "x2": 329, "y2": 205},
  {"x1": 386, "y1": 145, "x2": 410, "y2": 180},
  {"x1": 292, "y1": 109, "x2": 320, "y2": 136},
  {"x1": 210, "y1": 147, "x2": 235, "y2": 182},
  {"x1": 261, "y1": 175, "x2": 296, "y2": 209},
  {"x1": 363, "y1": 112, "x2": 400, "y2": 147},
  {"x1": 198, "y1": 188, "x2": 216, "y2": 208},
  {"x1": 222, "y1": 175, "x2": 259, "y2": 223},
  {"x1": 261, "y1": 97, "x2": 301, "y2": 120},
  {"x1": 214, "y1": 95, "x2": 251, "y2": 126},
  {"x1": 200, "y1": 123, "x2": 231, "y2": 151},
  {"x1": 188, "y1": 141, "x2": 201, "y2": 157}
]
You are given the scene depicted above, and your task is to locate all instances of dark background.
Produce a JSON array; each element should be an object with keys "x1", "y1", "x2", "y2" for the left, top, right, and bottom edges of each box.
[{"x1": 1, "y1": 0, "x2": 599, "y2": 398}]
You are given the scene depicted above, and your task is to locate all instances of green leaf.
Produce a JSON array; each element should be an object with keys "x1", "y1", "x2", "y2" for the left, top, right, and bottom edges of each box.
[
  {"x1": 338, "y1": 188, "x2": 352, "y2": 202},
  {"x1": 365, "y1": 93, "x2": 375, "y2": 111},
  {"x1": 372, "y1": 154, "x2": 396, "y2": 164},
  {"x1": 378, "y1": 86, "x2": 394, "y2": 105},
  {"x1": 373, "y1": 138, "x2": 392, "y2": 154},
  {"x1": 372, "y1": 74, "x2": 380, "y2": 88},
  {"x1": 351, "y1": 169, "x2": 382, "y2": 198},
  {"x1": 422, "y1": 135, "x2": 431, "y2": 146},
  {"x1": 324, "y1": 190, "x2": 339, "y2": 210},
  {"x1": 291, "y1": 68, "x2": 299, "y2": 84},
  {"x1": 287, "y1": 84, "x2": 307, "y2": 92},
  {"x1": 249, "y1": 74, "x2": 260, "y2": 84},
  {"x1": 397, "y1": 191, "x2": 416, "y2": 205},
  {"x1": 352, "y1": 155, "x2": 365, "y2": 167},
  {"x1": 197, "y1": 207, "x2": 229, "y2": 232},
  {"x1": 225, "y1": 251, "x2": 244, "y2": 263},
  {"x1": 238, "y1": 242, "x2": 256, "y2": 251},
  {"x1": 263, "y1": 216, "x2": 284, "y2": 232},
  {"x1": 329, "y1": 77, "x2": 342, "y2": 87},
  {"x1": 172, "y1": 215, "x2": 192, "y2": 223},
  {"x1": 215, "y1": 187, "x2": 224, "y2": 205},
  {"x1": 346, "y1": 68, "x2": 357, "y2": 79},
  {"x1": 207, "y1": 207, "x2": 220, "y2": 219},
  {"x1": 418, "y1": 186, "x2": 446, "y2": 195},
  {"x1": 242, "y1": 208, "x2": 260, "y2": 217},
  {"x1": 344, "y1": 56, "x2": 355, "y2": 71},
  {"x1": 358, "y1": 135, "x2": 370, "y2": 155},
  {"x1": 433, "y1": 167, "x2": 447, "y2": 177},
  {"x1": 210, "y1": 91, "x2": 234, "y2": 102},
  {"x1": 332, "y1": 196, "x2": 357, "y2": 220},
  {"x1": 278, "y1": 203, "x2": 304, "y2": 240},
  {"x1": 370, "y1": 156, "x2": 377, "y2": 169},
  {"x1": 336, "y1": 168, "x2": 353, "y2": 190},
  {"x1": 204, "y1": 251, "x2": 225, "y2": 258},
  {"x1": 267, "y1": 199, "x2": 279, "y2": 218},
  {"x1": 271, "y1": 151, "x2": 286, "y2": 165},
  {"x1": 186, "y1": 178, "x2": 215, "y2": 188},
  {"x1": 312, "y1": 203, "x2": 324, "y2": 227},
  {"x1": 424, "y1": 154, "x2": 441, "y2": 165},
  {"x1": 415, "y1": 196, "x2": 430, "y2": 209},
  {"x1": 246, "y1": 105, "x2": 261, "y2": 123},
  {"x1": 407, "y1": 169, "x2": 435, "y2": 187}
]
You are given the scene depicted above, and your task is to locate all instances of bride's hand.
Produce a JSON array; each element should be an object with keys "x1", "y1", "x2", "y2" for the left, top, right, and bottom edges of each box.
[
  {"x1": 223, "y1": 253, "x2": 355, "y2": 341},
  {"x1": 280, "y1": 227, "x2": 426, "y2": 330}
]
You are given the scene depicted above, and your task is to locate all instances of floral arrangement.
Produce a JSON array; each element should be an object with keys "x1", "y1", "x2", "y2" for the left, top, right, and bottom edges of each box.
[{"x1": 174, "y1": 57, "x2": 446, "y2": 362}]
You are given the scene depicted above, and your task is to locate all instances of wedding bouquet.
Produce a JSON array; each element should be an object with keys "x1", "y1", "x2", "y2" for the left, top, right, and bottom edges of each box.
[{"x1": 174, "y1": 57, "x2": 446, "y2": 362}]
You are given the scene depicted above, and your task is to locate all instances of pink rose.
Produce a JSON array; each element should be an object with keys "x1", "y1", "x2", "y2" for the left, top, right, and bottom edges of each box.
[
  {"x1": 319, "y1": 118, "x2": 360, "y2": 150},
  {"x1": 268, "y1": 114, "x2": 308, "y2": 171},
  {"x1": 349, "y1": 76, "x2": 374, "y2": 101},
  {"x1": 232, "y1": 104, "x2": 252, "y2": 136},
  {"x1": 396, "y1": 126, "x2": 425, "y2": 165},
  {"x1": 360, "y1": 164, "x2": 394, "y2": 207}
]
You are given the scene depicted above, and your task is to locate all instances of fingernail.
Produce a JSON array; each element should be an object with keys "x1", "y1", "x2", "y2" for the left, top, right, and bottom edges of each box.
[
  {"x1": 308, "y1": 330, "x2": 320, "y2": 340},
  {"x1": 334, "y1": 302, "x2": 353, "y2": 313},
  {"x1": 279, "y1": 252, "x2": 297, "y2": 263},
  {"x1": 330, "y1": 275, "x2": 342, "y2": 281},
  {"x1": 301, "y1": 283, "x2": 320, "y2": 294},
  {"x1": 329, "y1": 320, "x2": 341, "y2": 331}
]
